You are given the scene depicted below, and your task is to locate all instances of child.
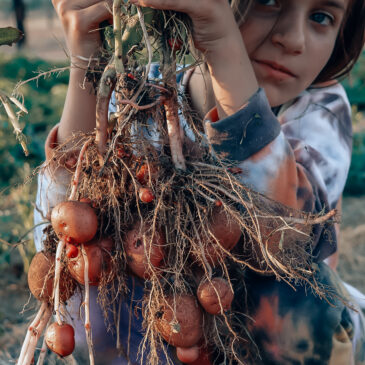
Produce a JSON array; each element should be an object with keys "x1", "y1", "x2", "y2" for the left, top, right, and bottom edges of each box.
[{"x1": 34, "y1": 0, "x2": 365, "y2": 363}]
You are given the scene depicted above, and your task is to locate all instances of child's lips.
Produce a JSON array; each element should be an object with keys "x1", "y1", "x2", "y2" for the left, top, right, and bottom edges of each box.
[{"x1": 253, "y1": 60, "x2": 297, "y2": 80}]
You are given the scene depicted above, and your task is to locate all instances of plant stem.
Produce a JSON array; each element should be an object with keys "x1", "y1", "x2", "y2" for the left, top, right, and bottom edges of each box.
[
  {"x1": 22, "y1": 307, "x2": 52, "y2": 365},
  {"x1": 81, "y1": 244, "x2": 95, "y2": 365},
  {"x1": 131, "y1": 6, "x2": 153, "y2": 103},
  {"x1": 69, "y1": 138, "x2": 92, "y2": 201},
  {"x1": 18, "y1": 302, "x2": 52, "y2": 365},
  {"x1": 53, "y1": 240, "x2": 66, "y2": 325},
  {"x1": 95, "y1": 60, "x2": 117, "y2": 158},
  {"x1": 113, "y1": 0, "x2": 124, "y2": 73},
  {"x1": 36, "y1": 317, "x2": 51, "y2": 365},
  {"x1": 163, "y1": 91, "x2": 186, "y2": 171},
  {"x1": 18, "y1": 303, "x2": 46, "y2": 364},
  {"x1": 0, "y1": 92, "x2": 28, "y2": 156}
]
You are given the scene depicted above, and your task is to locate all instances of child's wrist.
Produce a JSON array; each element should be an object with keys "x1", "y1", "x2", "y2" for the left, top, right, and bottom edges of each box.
[
  {"x1": 203, "y1": 33, "x2": 244, "y2": 66},
  {"x1": 205, "y1": 36, "x2": 258, "y2": 118},
  {"x1": 70, "y1": 54, "x2": 100, "y2": 71}
]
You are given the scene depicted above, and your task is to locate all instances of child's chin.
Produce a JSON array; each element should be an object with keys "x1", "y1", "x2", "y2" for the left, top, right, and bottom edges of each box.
[{"x1": 264, "y1": 85, "x2": 297, "y2": 107}]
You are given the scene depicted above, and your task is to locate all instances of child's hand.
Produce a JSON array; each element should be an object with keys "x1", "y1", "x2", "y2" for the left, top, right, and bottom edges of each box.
[
  {"x1": 130, "y1": 0, "x2": 258, "y2": 119},
  {"x1": 129, "y1": 0, "x2": 243, "y2": 56},
  {"x1": 52, "y1": 0, "x2": 113, "y2": 62}
]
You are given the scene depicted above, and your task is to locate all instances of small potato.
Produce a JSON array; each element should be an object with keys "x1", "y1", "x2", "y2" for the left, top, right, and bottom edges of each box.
[
  {"x1": 67, "y1": 237, "x2": 114, "y2": 286},
  {"x1": 138, "y1": 187, "x2": 155, "y2": 203},
  {"x1": 197, "y1": 277, "x2": 234, "y2": 315},
  {"x1": 200, "y1": 207, "x2": 242, "y2": 265},
  {"x1": 51, "y1": 201, "x2": 98, "y2": 244},
  {"x1": 176, "y1": 346, "x2": 200, "y2": 363},
  {"x1": 45, "y1": 322, "x2": 75, "y2": 357},
  {"x1": 136, "y1": 163, "x2": 158, "y2": 185},
  {"x1": 155, "y1": 294, "x2": 203, "y2": 348}
]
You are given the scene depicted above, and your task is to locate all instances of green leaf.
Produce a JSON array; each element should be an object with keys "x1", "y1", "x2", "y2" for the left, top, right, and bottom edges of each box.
[{"x1": 0, "y1": 27, "x2": 23, "y2": 47}]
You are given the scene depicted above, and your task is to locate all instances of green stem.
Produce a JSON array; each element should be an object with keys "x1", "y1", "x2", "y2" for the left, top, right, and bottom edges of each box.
[{"x1": 113, "y1": 0, "x2": 124, "y2": 73}]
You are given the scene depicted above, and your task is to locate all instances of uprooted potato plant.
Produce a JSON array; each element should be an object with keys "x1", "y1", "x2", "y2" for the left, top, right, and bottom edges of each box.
[{"x1": 18, "y1": 2, "x2": 337, "y2": 365}]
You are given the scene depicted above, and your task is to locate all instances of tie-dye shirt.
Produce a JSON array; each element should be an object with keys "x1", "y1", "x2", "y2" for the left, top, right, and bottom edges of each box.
[{"x1": 204, "y1": 82, "x2": 352, "y2": 262}]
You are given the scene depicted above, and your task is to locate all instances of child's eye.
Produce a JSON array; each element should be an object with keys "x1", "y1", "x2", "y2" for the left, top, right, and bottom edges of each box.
[
  {"x1": 255, "y1": 0, "x2": 278, "y2": 6},
  {"x1": 253, "y1": 0, "x2": 280, "y2": 12},
  {"x1": 310, "y1": 12, "x2": 334, "y2": 26}
]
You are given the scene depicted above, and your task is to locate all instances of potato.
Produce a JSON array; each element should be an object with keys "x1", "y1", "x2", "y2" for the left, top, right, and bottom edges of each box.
[
  {"x1": 138, "y1": 187, "x2": 155, "y2": 203},
  {"x1": 136, "y1": 163, "x2": 158, "y2": 185},
  {"x1": 67, "y1": 237, "x2": 114, "y2": 286},
  {"x1": 28, "y1": 251, "x2": 75, "y2": 303},
  {"x1": 124, "y1": 222, "x2": 164, "y2": 279},
  {"x1": 176, "y1": 346, "x2": 200, "y2": 363},
  {"x1": 201, "y1": 207, "x2": 242, "y2": 265},
  {"x1": 155, "y1": 294, "x2": 203, "y2": 347},
  {"x1": 51, "y1": 201, "x2": 98, "y2": 244},
  {"x1": 197, "y1": 277, "x2": 234, "y2": 315},
  {"x1": 45, "y1": 322, "x2": 75, "y2": 357}
]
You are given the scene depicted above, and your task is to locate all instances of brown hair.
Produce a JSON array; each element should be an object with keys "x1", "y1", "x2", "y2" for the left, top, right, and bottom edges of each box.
[
  {"x1": 230, "y1": 0, "x2": 253, "y2": 25},
  {"x1": 314, "y1": 0, "x2": 365, "y2": 83}
]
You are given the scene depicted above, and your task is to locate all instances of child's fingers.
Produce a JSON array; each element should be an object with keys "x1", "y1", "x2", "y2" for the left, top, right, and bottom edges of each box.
[
  {"x1": 53, "y1": 0, "x2": 111, "y2": 17},
  {"x1": 59, "y1": 1, "x2": 112, "y2": 33},
  {"x1": 76, "y1": 1, "x2": 113, "y2": 28},
  {"x1": 53, "y1": 0, "x2": 113, "y2": 58}
]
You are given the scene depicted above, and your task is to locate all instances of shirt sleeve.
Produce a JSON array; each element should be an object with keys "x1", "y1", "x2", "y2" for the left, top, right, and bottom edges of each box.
[
  {"x1": 204, "y1": 85, "x2": 352, "y2": 261},
  {"x1": 33, "y1": 125, "x2": 73, "y2": 251}
]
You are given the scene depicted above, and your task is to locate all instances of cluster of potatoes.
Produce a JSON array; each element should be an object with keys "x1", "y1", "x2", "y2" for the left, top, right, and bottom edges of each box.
[{"x1": 28, "y1": 193, "x2": 241, "y2": 363}]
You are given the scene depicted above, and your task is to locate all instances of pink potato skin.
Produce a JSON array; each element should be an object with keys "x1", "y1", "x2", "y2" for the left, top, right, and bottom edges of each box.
[
  {"x1": 51, "y1": 201, "x2": 98, "y2": 244},
  {"x1": 28, "y1": 251, "x2": 76, "y2": 303},
  {"x1": 45, "y1": 322, "x2": 75, "y2": 357},
  {"x1": 124, "y1": 222, "x2": 165, "y2": 279},
  {"x1": 176, "y1": 346, "x2": 200, "y2": 363},
  {"x1": 67, "y1": 237, "x2": 114, "y2": 286},
  {"x1": 155, "y1": 294, "x2": 203, "y2": 348},
  {"x1": 197, "y1": 277, "x2": 234, "y2": 315}
]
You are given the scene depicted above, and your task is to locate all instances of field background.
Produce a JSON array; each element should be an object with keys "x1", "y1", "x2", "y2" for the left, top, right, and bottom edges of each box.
[{"x1": 0, "y1": 2, "x2": 365, "y2": 364}]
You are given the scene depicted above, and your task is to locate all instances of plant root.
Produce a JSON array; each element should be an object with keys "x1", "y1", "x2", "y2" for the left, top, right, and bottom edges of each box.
[
  {"x1": 81, "y1": 244, "x2": 95, "y2": 365},
  {"x1": 18, "y1": 302, "x2": 52, "y2": 365}
]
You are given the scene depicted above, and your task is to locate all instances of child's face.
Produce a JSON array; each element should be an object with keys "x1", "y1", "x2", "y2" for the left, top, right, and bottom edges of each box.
[{"x1": 240, "y1": 0, "x2": 349, "y2": 106}]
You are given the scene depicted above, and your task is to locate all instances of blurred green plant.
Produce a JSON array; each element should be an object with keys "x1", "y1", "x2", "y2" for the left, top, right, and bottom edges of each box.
[
  {"x1": 0, "y1": 54, "x2": 68, "y2": 189},
  {"x1": 0, "y1": 26, "x2": 28, "y2": 156},
  {"x1": 0, "y1": 164, "x2": 37, "y2": 273},
  {"x1": 342, "y1": 50, "x2": 365, "y2": 108},
  {"x1": 0, "y1": 54, "x2": 68, "y2": 274},
  {"x1": 344, "y1": 131, "x2": 365, "y2": 196},
  {"x1": 342, "y1": 50, "x2": 365, "y2": 195}
]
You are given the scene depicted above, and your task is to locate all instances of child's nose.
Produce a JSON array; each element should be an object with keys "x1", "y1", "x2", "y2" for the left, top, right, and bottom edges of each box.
[{"x1": 270, "y1": 11, "x2": 306, "y2": 55}]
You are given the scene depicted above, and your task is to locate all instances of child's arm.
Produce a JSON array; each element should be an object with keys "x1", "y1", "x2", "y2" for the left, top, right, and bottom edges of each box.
[{"x1": 52, "y1": 0, "x2": 113, "y2": 144}]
